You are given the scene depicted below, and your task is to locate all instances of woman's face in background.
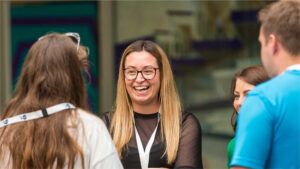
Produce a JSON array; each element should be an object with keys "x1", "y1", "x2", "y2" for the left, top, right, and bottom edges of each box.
[{"x1": 233, "y1": 78, "x2": 255, "y2": 113}]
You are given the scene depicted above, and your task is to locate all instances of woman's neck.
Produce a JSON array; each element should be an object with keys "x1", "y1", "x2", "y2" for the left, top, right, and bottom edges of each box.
[{"x1": 132, "y1": 102, "x2": 160, "y2": 114}]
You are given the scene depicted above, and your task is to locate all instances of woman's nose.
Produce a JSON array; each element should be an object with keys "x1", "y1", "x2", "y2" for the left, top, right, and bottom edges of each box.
[
  {"x1": 135, "y1": 72, "x2": 145, "y2": 82},
  {"x1": 238, "y1": 96, "x2": 245, "y2": 106}
]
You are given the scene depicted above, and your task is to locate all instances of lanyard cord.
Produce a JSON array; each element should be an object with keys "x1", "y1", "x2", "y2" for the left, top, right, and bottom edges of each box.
[
  {"x1": 0, "y1": 103, "x2": 75, "y2": 129},
  {"x1": 133, "y1": 110, "x2": 160, "y2": 169}
]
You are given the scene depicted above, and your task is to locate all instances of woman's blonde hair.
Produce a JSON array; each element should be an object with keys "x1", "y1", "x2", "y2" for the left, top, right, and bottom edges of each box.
[
  {"x1": 0, "y1": 33, "x2": 89, "y2": 169},
  {"x1": 111, "y1": 40, "x2": 182, "y2": 164}
]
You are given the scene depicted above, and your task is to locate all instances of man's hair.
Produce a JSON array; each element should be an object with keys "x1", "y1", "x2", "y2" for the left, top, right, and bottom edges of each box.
[{"x1": 258, "y1": 0, "x2": 300, "y2": 56}]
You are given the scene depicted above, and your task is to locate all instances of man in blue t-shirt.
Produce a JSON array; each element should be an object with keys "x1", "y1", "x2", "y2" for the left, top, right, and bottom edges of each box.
[{"x1": 230, "y1": 1, "x2": 300, "y2": 169}]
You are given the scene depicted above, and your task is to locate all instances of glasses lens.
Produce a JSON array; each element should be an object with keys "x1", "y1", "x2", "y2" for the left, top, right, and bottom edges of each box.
[
  {"x1": 124, "y1": 69, "x2": 137, "y2": 80},
  {"x1": 142, "y1": 68, "x2": 155, "y2": 79}
]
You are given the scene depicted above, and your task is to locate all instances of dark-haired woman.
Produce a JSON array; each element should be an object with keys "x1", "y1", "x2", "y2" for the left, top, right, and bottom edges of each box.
[{"x1": 227, "y1": 65, "x2": 270, "y2": 168}]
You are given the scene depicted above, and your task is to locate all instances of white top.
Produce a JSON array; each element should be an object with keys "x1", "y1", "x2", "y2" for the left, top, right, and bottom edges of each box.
[
  {"x1": 72, "y1": 109, "x2": 123, "y2": 169},
  {"x1": 0, "y1": 109, "x2": 123, "y2": 169}
]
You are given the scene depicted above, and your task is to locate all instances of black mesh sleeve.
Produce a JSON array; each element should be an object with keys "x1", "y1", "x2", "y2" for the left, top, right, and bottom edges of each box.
[{"x1": 174, "y1": 113, "x2": 203, "y2": 169}]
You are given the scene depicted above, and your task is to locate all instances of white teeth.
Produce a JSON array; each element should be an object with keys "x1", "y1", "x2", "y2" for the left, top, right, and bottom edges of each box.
[{"x1": 135, "y1": 86, "x2": 148, "y2": 90}]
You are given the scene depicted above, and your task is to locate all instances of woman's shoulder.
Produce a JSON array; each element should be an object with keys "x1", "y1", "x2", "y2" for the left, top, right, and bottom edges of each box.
[
  {"x1": 73, "y1": 109, "x2": 121, "y2": 167},
  {"x1": 70, "y1": 109, "x2": 112, "y2": 144},
  {"x1": 182, "y1": 111, "x2": 200, "y2": 124},
  {"x1": 181, "y1": 111, "x2": 201, "y2": 131},
  {"x1": 75, "y1": 108, "x2": 107, "y2": 129},
  {"x1": 227, "y1": 137, "x2": 236, "y2": 168},
  {"x1": 227, "y1": 137, "x2": 236, "y2": 151},
  {"x1": 74, "y1": 109, "x2": 114, "y2": 147}
]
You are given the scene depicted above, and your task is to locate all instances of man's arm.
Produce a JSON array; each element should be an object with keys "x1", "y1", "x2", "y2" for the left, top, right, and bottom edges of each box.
[{"x1": 230, "y1": 93, "x2": 272, "y2": 168}]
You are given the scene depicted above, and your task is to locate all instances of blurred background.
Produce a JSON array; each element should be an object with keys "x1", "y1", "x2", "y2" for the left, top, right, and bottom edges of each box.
[{"x1": 0, "y1": 0, "x2": 275, "y2": 168}]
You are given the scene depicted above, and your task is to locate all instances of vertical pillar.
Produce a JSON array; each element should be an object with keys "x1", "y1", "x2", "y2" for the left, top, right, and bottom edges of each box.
[
  {"x1": 0, "y1": 1, "x2": 12, "y2": 111},
  {"x1": 98, "y1": 1, "x2": 116, "y2": 113}
]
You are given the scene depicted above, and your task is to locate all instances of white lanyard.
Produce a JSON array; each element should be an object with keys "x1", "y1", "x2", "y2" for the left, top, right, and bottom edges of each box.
[
  {"x1": 0, "y1": 103, "x2": 75, "y2": 129},
  {"x1": 286, "y1": 64, "x2": 300, "y2": 71},
  {"x1": 134, "y1": 110, "x2": 160, "y2": 169}
]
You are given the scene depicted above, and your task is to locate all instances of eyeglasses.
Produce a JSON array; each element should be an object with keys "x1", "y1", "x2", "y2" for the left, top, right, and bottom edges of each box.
[
  {"x1": 123, "y1": 67, "x2": 159, "y2": 80},
  {"x1": 38, "y1": 32, "x2": 80, "y2": 52}
]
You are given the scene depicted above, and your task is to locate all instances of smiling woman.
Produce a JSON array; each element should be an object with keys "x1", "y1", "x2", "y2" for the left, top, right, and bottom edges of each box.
[
  {"x1": 227, "y1": 65, "x2": 270, "y2": 168},
  {"x1": 100, "y1": 40, "x2": 203, "y2": 169}
]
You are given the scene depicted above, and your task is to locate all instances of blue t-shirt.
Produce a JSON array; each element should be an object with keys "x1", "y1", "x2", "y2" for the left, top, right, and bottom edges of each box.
[{"x1": 230, "y1": 70, "x2": 300, "y2": 169}]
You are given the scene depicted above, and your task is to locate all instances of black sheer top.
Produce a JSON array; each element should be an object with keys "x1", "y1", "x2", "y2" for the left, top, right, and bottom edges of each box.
[{"x1": 99, "y1": 111, "x2": 203, "y2": 169}]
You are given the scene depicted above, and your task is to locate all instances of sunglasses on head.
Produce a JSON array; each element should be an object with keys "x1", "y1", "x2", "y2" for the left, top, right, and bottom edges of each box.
[{"x1": 38, "y1": 32, "x2": 81, "y2": 52}]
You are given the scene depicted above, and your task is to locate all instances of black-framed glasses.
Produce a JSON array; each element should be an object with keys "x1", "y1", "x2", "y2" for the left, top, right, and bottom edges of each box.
[
  {"x1": 38, "y1": 32, "x2": 80, "y2": 52},
  {"x1": 123, "y1": 67, "x2": 159, "y2": 80}
]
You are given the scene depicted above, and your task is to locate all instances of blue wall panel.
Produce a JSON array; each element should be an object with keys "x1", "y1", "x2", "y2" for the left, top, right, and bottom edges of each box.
[{"x1": 11, "y1": 2, "x2": 99, "y2": 113}]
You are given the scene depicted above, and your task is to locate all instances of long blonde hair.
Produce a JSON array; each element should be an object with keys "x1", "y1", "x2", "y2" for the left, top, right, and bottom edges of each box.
[
  {"x1": 111, "y1": 40, "x2": 182, "y2": 164},
  {"x1": 0, "y1": 33, "x2": 89, "y2": 169}
]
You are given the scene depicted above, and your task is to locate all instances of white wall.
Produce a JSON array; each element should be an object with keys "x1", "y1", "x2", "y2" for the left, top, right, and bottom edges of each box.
[{"x1": 116, "y1": 1, "x2": 200, "y2": 43}]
